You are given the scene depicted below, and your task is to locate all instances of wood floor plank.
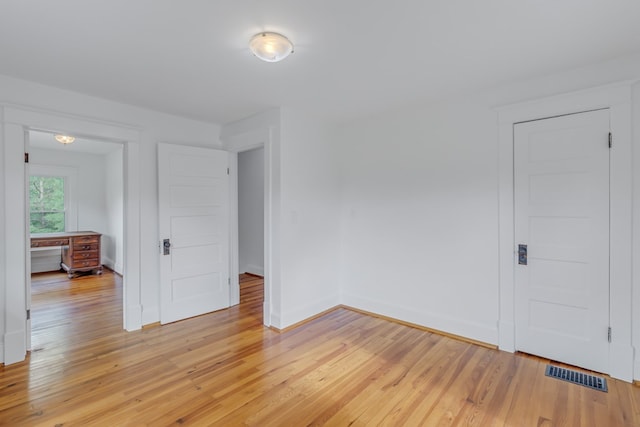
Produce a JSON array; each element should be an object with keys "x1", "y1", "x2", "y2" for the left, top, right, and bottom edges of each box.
[{"x1": 1, "y1": 271, "x2": 639, "y2": 426}]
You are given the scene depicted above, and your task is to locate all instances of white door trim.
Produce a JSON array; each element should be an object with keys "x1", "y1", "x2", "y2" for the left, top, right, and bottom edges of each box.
[
  {"x1": 221, "y1": 112, "x2": 280, "y2": 328},
  {"x1": 1, "y1": 103, "x2": 142, "y2": 364},
  {"x1": 496, "y1": 83, "x2": 634, "y2": 381},
  {"x1": 225, "y1": 129, "x2": 273, "y2": 326}
]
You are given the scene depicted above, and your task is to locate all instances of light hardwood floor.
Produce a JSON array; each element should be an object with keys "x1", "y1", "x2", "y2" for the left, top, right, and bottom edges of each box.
[{"x1": 1, "y1": 271, "x2": 639, "y2": 426}]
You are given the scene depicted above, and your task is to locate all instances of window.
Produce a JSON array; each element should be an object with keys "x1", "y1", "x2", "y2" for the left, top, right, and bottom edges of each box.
[
  {"x1": 29, "y1": 175, "x2": 66, "y2": 233},
  {"x1": 28, "y1": 164, "x2": 78, "y2": 233}
]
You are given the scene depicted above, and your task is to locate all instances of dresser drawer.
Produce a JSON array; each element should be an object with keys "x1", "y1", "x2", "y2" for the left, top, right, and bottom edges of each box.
[
  {"x1": 71, "y1": 258, "x2": 99, "y2": 268},
  {"x1": 72, "y1": 250, "x2": 99, "y2": 260},
  {"x1": 31, "y1": 238, "x2": 69, "y2": 248},
  {"x1": 73, "y1": 242, "x2": 99, "y2": 251},
  {"x1": 74, "y1": 235, "x2": 100, "y2": 244}
]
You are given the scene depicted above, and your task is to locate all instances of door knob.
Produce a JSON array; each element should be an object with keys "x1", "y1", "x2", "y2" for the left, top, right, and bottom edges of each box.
[{"x1": 518, "y1": 244, "x2": 527, "y2": 265}]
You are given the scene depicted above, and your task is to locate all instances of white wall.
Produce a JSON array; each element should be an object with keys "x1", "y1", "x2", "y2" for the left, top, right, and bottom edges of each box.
[
  {"x1": 337, "y1": 97, "x2": 500, "y2": 343},
  {"x1": 278, "y1": 108, "x2": 341, "y2": 327},
  {"x1": 238, "y1": 147, "x2": 264, "y2": 276},
  {"x1": 30, "y1": 148, "x2": 108, "y2": 231},
  {"x1": 336, "y1": 53, "x2": 640, "y2": 378},
  {"x1": 105, "y1": 146, "x2": 124, "y2": 274},
  {"x1": 1, "y1": 74, "x2": 223, "y2": 363}
]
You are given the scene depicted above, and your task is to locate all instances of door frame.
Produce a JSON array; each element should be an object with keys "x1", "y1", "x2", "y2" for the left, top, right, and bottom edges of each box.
[
  {"x1": 226, "y1": 130, "x2": 273, "y2": 325},
  {"x1": 2, "y1": 104, "x2": 142, "y2": 364},
  {"x1": 496, "y1": 83, "x2": 634, "y2": 381},
  {"x1": 221, "y1": 110, "x2": 280, "y2": 327}
]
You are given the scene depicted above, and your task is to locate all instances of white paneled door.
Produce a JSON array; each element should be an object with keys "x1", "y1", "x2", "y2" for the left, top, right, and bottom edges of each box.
[
  {"x1": 514, "y1": 109, "x2": 610, "y2": 374},
  {"x1": 158, "y1": 143, "x2": 230, "y2": 324}
]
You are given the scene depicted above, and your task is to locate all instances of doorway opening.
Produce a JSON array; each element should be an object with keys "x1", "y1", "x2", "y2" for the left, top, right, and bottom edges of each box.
[
  {"x1": 26, "y1": 129, "x2": 124, "y2": 350},
  {"x1": 237, "y1": 147, "x2": 265, "y2": 321}
]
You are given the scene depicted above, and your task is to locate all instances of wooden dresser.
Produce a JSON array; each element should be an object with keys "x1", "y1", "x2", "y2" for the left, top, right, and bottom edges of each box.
[{"x1": 31, "y1": 231, "x2": 103, "y2": 278}]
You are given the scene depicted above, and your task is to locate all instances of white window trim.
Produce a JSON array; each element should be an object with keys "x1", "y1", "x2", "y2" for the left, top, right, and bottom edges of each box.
[{"x1": 29, "y1": 164, "x2": 78, "y2": 232}]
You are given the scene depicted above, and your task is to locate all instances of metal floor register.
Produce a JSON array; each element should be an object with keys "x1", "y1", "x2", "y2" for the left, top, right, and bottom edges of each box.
[{"x1": 545, "y1": 365, "x2": 608, "y2": 392}]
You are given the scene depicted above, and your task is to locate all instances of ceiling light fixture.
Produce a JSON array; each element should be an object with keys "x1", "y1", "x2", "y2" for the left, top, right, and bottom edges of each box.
[
  {"x1": 249, "y1": 32, "x2": 293, "y2": 63},
  {"x1": 54, "y1": 134, "x2": 75, "y2": 144}
]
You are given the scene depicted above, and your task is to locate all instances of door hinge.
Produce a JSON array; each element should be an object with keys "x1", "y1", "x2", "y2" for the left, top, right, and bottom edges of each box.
[
  {"x1": 24, "y1": 152, "x2": 29, "y2": 163},
  {"x1": 227, "y1": 167, "x2": 230, "y2": 175},
  {"x1": 608, "y1": 326, "x2": 612, "y2": 343},
  {"x1": 228, "y1": 277, "x2": 231, "y2": 285},
  {"x1": 27, "y1": 309, "x2": 30, "y2": 320},
  {"x1": 608, "y1": 132, "x2": 612, "y2": 148}
]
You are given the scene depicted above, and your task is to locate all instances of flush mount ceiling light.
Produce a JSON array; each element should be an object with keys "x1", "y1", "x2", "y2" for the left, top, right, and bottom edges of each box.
[
  {"x1": 54, "y1": 134, "x2": 75, "y2": 144},
  {"x1": 249, "y1": 32, "x2": 293, "y2": 63}
]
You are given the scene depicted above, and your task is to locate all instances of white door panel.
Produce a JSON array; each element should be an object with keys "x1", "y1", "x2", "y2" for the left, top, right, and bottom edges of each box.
[
  {"x1": 514, "y1": 109, "x2": 610, "y2": 373},
  {"x1": 158, "y1": 143, "x2": 229, "y2": 324}
]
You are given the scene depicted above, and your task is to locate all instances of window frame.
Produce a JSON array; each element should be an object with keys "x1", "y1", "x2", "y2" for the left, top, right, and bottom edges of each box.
[{"x1": 28, "y1": 164, "x2": 78, "y2": 233}]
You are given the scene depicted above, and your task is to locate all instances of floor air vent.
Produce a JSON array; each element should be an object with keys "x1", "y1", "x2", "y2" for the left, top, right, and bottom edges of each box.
[{"x1": 545, "y1": 365, "x2": 607, "y2": 392}]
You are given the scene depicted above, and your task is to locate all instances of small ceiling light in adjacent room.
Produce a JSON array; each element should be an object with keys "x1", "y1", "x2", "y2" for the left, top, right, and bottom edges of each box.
[
  {"x1": 54, "y1": 134, "x2": 75, "y2": 144},
  {"x1": 249, "y1": 32, "x2": 293, "y2": 63}
]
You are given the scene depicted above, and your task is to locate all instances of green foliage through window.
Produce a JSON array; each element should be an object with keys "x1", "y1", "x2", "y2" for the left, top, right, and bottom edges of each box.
[{"x1": 30, "y1": 176, "x2": 65, "y2": 233}]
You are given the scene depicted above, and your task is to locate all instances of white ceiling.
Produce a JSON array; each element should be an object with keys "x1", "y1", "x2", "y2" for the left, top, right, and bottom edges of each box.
[
  {"x1": 1, "y1": 1, "x2": 640, "y2": 125},
  {"x1": 29, "y1": 130, "x2": 122, "y2": 155}
]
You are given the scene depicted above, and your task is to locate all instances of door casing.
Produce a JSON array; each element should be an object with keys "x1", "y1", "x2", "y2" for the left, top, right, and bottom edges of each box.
[
  {"x1": 513, "y1": 109, "x2": 611, "y2": 373},
  {"x1": 496, "y1": 83, "x2": 634, "y2": 382},
  {"x1": 222, "y1": 123, "x2": 277, "y2": 328},
  {"x1": 1, "y1": 104, "x2": 141, "y2": 365}
]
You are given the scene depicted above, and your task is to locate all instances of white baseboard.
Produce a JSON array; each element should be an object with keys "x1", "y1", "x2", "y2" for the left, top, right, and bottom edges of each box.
[
  {"x1": 269, "y1": 312, "x2": 282, "y2": 329},
  {"x1": 101, "y1": 257, "x2": 123, "y2": 275},
  {"x1": 30, "y1": 249, "x2": 61, "y2": 273},
  {"x1": 102, "y1": 256, "x2": 114, "y2": 269},
  {"x1": 341, "y1": 292, "x2": 498, "y2": 346},
  {"x1": 31, "y1": 262, "x2": 61, "y2": 273},
  {"x1": 241, "y1": 264, "x2": 264, "y2": 276},
  {"x1": 498, "y1": 320, "x2": 516, "y2": 352},
  {"x1": 125, "y1": 304, "x2": 143, "y2": 331},
  {"x1": 610, "y1": 342, "x2": 634, "y2": 382},
  {"x1": 263, "y1": 301, "x2": 271, "y2": 327},
  {"x1": 113, "y1": 262, "x2": 123, "y2": 275},
  {"x1": 141, "y1": 306, "x2": 159, "y2": 326},
  {"x1": 278, "y1": 294, "x2": 340, "y2": 329},
  {"x1": 3, "y1": 329, "x2": 26, "y2": 365}
]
